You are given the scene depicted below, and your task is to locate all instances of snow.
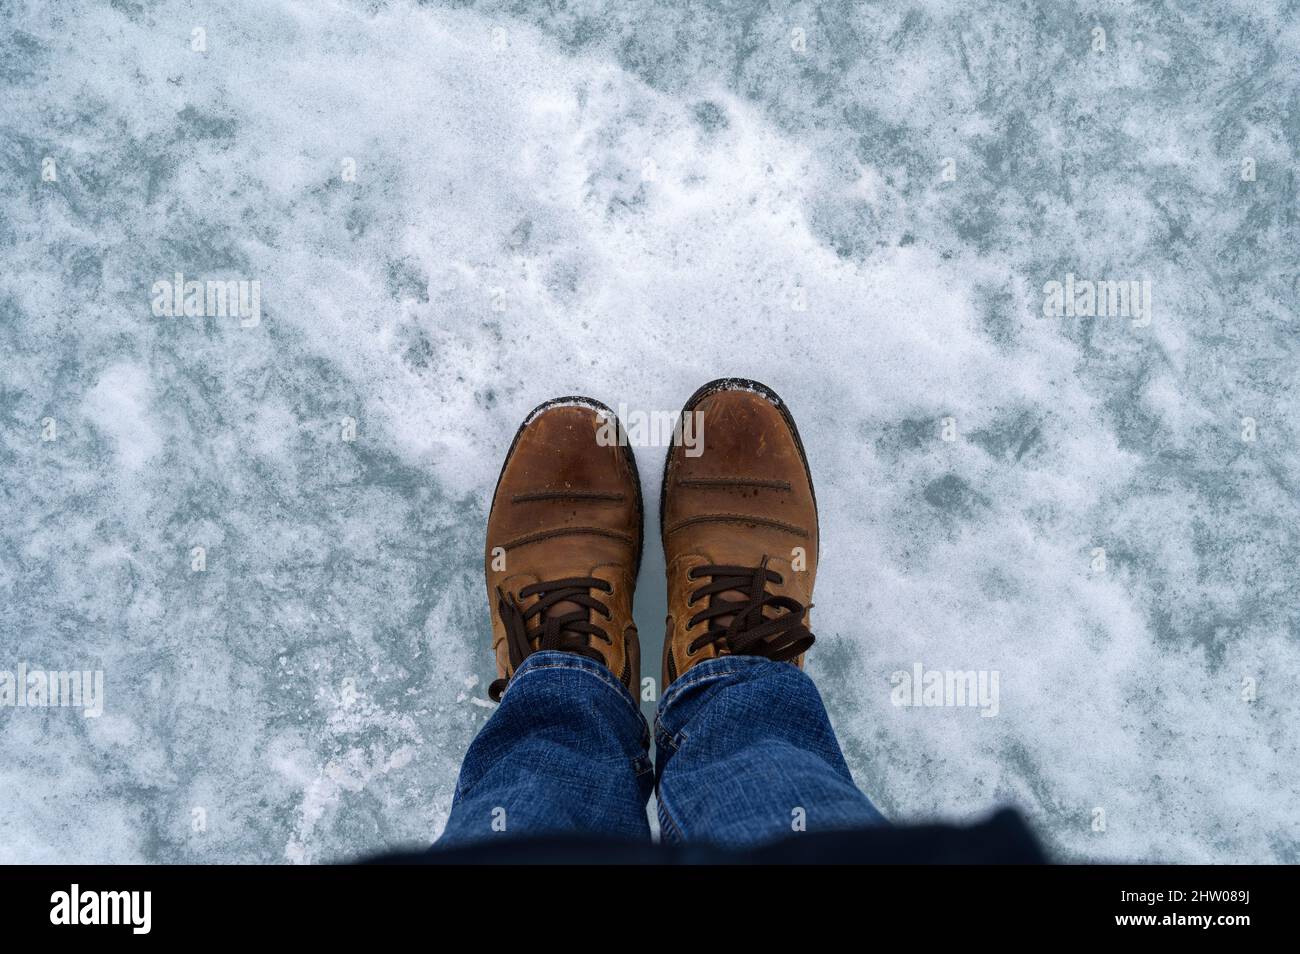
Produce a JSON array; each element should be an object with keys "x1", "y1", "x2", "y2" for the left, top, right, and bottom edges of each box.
[{"x1": 1, "y1": 0, "x2": 1297, "y2": 862}]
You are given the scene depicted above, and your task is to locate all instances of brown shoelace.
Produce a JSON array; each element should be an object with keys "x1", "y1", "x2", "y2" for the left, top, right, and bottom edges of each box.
[
  {"x1": 490, "y1": 577, "x2": 613, "y2": 701},
  {"x1": 685, "y1": 556, "x2": 814, "y2": 660}
]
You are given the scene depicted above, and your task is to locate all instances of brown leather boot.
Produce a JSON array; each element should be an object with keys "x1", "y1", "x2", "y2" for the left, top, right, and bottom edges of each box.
[
  {"x1": 660, "y1": 378, "x2": 817, "y2": 689},
  {"x1": 485, "y1": 397, "x2": 643, "y2": 702}
]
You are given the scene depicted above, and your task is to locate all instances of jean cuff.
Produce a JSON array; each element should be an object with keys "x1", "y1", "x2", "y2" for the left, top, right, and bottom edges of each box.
[
  {"x1": 502, "y1": 650, "x2": 650, "y2": 744},
  {"x1": 658, "y1": 654, "x2": 780, "y2": 707},
  {"x1": 654, "y1": 655, "x2": 797, "y2": 746}
]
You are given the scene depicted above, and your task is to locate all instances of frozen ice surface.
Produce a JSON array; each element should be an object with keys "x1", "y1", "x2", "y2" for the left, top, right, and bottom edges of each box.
[{"x1": 1, "y1": 0, "x2": 1298, "y2": 862}]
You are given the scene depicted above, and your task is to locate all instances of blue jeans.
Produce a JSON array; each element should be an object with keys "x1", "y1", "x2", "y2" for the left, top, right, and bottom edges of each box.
[{"x1": 438, "y1": 651, "x2": 886, "y2": 848}]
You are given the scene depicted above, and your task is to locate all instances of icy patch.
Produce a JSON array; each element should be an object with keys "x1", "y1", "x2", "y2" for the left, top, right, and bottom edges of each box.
[
  {"x1": 82, "y1": 364, "x2": 162, "y2": 472},
  {"x1": 0, "y1": 0, "x2": 1296, "y2": 862}
]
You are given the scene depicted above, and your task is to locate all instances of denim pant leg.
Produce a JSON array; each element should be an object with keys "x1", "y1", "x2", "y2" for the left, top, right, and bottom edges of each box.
[
  {"x1": 437, "y1": 651, "x2": 654, "y2": 846},
  {"x1": 654, "y1": 656, "x2": 886, "y2": 847}
]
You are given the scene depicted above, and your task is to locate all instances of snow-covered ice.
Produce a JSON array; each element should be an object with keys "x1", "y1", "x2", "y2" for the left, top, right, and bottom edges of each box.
[{"x1": 1, "y1": 0, "x2": 1297, "y2": 862}]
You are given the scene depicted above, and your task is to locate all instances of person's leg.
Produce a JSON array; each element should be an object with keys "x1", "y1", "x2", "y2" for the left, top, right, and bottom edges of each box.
[
  {"x1": 655, "y1": 378, "x2": 884, "y2": 847},
  {"x1": 439, "y1": 650, "x2": 653, "y2": 845},
  {"x1": 654, "y1": 655, "x2": 884, "y2": 846},
  {"x1": 437, "y1": 396, "x2": 651, "y2": 846}
]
